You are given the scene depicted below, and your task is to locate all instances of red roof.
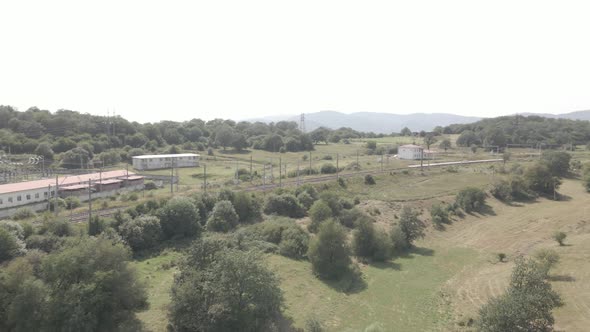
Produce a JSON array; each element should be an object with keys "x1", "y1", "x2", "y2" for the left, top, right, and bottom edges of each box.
[
  {"x1": 0, "y1": 170, "x2": 134, "y2": 194},
  {"x1": 126, "y1": 176, "x2": 144, "y2": 180},
  {"x1": 97, "y1": 179, "x2": 123, "y2": 185},
  {"x1": 60, "y1": 184, "x2": 88, "y2": 191}
]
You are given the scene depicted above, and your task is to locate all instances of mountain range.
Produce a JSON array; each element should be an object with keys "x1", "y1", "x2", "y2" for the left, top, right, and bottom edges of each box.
[{"x1": 249, "y1": 110, "x2": 590, "y2": 133}]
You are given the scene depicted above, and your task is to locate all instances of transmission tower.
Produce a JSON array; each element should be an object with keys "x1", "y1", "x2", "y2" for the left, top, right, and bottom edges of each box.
[{"x1": 299, "y1": 113, "x2": 306, "y2": 133}]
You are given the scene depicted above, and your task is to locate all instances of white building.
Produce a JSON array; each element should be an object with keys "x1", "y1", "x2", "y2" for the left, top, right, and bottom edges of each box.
[
  {"x1": 132, "y1": 153, "x2": 200, "y2": 170},
  {"x1": 398, "y1": 144, "x2": 434, "y2": 160},
  {"x1": 0, "y1": 170, "x2": 144, "y2": 217}
]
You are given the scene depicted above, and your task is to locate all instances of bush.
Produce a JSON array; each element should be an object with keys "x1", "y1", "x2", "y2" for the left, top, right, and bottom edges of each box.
[
  {"x1": 232, "y1": 192, "x2": 261, "y2": 223},
  {"x1": 337, "y1": 177, "x2": 346, "y2": 188},
  {"x1": 25, "y1": 234, "x2": 64, "y2": 253},
  {"x1": 308, "y1": 200, "x2": 333, "y2": 233},
  {"x1": 279, "y1": 226, "x2": 310, "y2": 259},
  {"x1": 390, "y1": 226, "x2": 409, "y2": 251},
  {"x1": 207, "y1": 200, "x2": 239, "y2": 232},
  {"x1": 430, "y1": 203, "x2": 449, "y2": 226},
  {"x1": 490, "y1": 180, "x2": 513, "y2": 202},
  {"x1": 541, "y1": 151, "x2": 571, "y2": 177},
  {"x1": 118, "y1": 215, "x2": 163, "y2": 252},
  {"x1": 553, "y1": 231, "x2": 566, "y2": 246},
  {"x1": 322, "y1": 155, "x2": 333, "y2": 160},
  {"x1": 64, "y1": 196, "x2": 81, "y2": 210},
  {"x1": 295, "y1": 184, "x2": 319, "y2": 200},
  {"x1": 12, "y1": 207, "x2": 36, "y2": 220},
  {"x1": 364, "y1": 174, "x2": 376, "y2": 185},
  {"x1": 264, "y1": 194, "x2": 305, "y2": 218},
  {"x1": 0, "y1": 227, "x2": 21, "y2": 263},
  {"x1": 455, "y1": 187, "x2": 486, "y2": 212},
  {"x1": 157, "y1": 197, "x2": 201, "y2": 238},
  {"x1": 0, "y1": 221, "x2": 25, "y2": 240},
  {"x1": 128, "y1": 192, "x2": 139, "y2": 201},
  {"x1": 43, "y1": 219, "x2": 74, "y2": 237},
  {"x1": 320, "y1": 163, "x2": 338, "y2": 174},
  {"x1": 338, "y1": 208, "x2": 367, "y2": 228},
  {"x1": 297, "y1": 191, "x2": 314, "y2": 210}
]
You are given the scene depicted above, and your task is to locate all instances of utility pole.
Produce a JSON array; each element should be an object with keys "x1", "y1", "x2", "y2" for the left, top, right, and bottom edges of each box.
[
  {"x1": 170, "y1": 166, "x2": 174, "y2": 195},
  {"x1": 420, "y1": 149, "x2": 424, "y2": 172},
  {"x1": 176, "y1": 168, "x2": 179, "y2": 191},
  {"x1": 297, "y1": 160, "x2": 300, "y2": 186},
  {"x1": 279, "y1": 157, "x2": 282, "y2": 187},
  {"x1": 54, "y1": 175, "x2": 59, "y2": 216},
  {"x1": 336, "y1": 153, "x2": 339, "y2": 180},
  {"x1": 203, "y1": 164, "x2": 207, "y2": 194},
  {"x1": 88, "y1": 180, "x2": 92, "y2": 220},
  {"x1": 47, "y1": 184, "x2": 51, "y2": 212},
  {"x1": 250, "y1": 156, "x2": 253, "y2": 183}
]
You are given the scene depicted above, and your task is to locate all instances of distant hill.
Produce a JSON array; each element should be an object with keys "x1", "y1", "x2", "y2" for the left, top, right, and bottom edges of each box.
[
  {"x1": 249, "y1": 111, "x2": 482, "y2": 133},
  {"x1": 519, "y1": 110, "x2": 590, "y2": 121}
]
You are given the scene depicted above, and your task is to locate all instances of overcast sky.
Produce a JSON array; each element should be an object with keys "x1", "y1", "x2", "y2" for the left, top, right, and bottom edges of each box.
[{"x1": 2, "y1": 0, "x2": 590, "y2": 123}]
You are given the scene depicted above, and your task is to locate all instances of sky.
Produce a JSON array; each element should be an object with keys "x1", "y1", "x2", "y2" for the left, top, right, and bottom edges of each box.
[{"x1": 2, "y1": 0, "x2": 590, "y2": 123}]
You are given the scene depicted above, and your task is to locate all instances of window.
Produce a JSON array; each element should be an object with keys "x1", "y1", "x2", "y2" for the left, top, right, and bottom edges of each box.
[
  {"x1": 35, "y1": 193, "x2": 40, "y2": 199},
  {"x1": 17, "y1": 196, "x2": 22, "y2": 201},
  {"x1": 8, "y1": 197, "x2": 13, "y2": 203},
  {"x1": 51, "y1": 191, "x2": 55, "y2": 197},
  {"x1": 26, "y1": 194, "x2": 31, "y2": 200},
  {"x1": 0, "y1": 198, "x2": 3, "y2": 204},
  {"x1": 44, "y1": 192, "x2": 48, "y2": 197}
]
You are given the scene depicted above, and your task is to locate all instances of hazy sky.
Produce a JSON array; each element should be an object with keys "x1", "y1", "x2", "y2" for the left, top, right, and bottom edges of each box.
[{"x1": 2, "y1": 1, "x2": 590, "y2": 123}]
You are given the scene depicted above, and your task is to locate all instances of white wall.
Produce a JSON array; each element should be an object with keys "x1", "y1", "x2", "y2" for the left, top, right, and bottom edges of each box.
[
  {"x1": 0, "y1": 187, "x2": 55, "y2": 209},
  {"x1": 133, "y1": 156, "x2": 199, "y2": 170}
]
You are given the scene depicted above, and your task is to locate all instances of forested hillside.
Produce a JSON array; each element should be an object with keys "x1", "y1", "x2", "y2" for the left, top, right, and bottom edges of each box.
[
  {"x1": 443, "y1": 115, "x2": 590, "y2": 147},
  {"x1": 0, "y1": 106, "x2": 365, "y2": 168}
]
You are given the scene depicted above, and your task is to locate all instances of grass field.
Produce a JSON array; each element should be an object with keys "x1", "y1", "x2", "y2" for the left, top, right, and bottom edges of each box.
[{"x1": 127, "y1": 145, "x2": 590, "y2": 331}]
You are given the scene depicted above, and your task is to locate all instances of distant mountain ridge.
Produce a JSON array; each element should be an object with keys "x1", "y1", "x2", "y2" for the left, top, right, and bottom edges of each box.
[{"x1": 249, "y1": 111, "x2": 482, "y2": 133}]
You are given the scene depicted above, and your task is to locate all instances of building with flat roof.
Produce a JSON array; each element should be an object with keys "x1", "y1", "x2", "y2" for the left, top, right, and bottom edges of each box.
[
  {"x1": 132, "y1": 153, "x2": 199, "y2": 170},
  {"x1": 0, "y1": 170, "x2": 144, "y2": 216},
  {"x1": 398, "y1": 144, "x2": 435, "y2": 160}
]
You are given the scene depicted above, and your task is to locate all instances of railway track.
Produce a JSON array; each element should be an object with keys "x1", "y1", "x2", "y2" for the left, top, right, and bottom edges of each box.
[{"x1": 68, "y1": 158, "x2": 503, "y2": 222}]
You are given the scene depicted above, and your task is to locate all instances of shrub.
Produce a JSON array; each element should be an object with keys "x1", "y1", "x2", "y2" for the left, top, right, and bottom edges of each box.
[
  {"x1": 157, "y1": 197, "x2": 201, "y2": 238},
  {"x1": 430, "y1": 203, "x2": 449, "y2": 226},
  {"x1": 207, "y1": 200, "x2": 239, "y2": 232},
  {"x1": 307, "y1": 220, "x2": 351, "y2": 280},
  {"x1": 0, "y1": 227, "x2": 21, "y2": 262},
  {"x1": 217, "y1": 188, "x2": 235, "y2": 203},
  {"x1": 25, "y1": 234, "x2": 64, "y2": 253},
  {"x1": 295, "y1": 184, "x2": 319, "y2": 200},
  {"x1": 541, "y1": 151, "x2": 571, "y2": 177},
  {"x1": 297, "y1": 191, "x2": 314, "y2": 210},
  {"x1": 264, "y1": 194, "x2": 305, "y2": 218},
  {"x1": 490, "y1": 180, "x2": 513, "y2": 202},
  {"x1": 364, "y1": 174, "x2": 376, "y2": 185},
  {"x1": 390, "y1": 226, "x2": 409, "y2": 251},
  {"x1": 497, "y1": 253, "x2": 506, "y2": 262},
  {"x1": 455, "y1": 187, "x2": 486, "y2": 212},
  {"x1": 12, "y1": 207, "x2": 36, "y2": 220},
  {"x1": 398, "y1": 206, "x2": 425, "y2": 246},
  {"x1": 144, "y1": 181, "x2": 157, "y2": 190},
  {"x1": 338, "y1": 208, "x2": 367, "y2": 228},
  {"x1": 352, "y1": 217, "x2": 376, "y2": 258},
  {"x1": 322, "y1": 155, "x2": 333, "y2": 160},
  {"x1": 43, "y1": 219, "x2": 74, "y2": 237},
  {"x1": 308, "y1": 200, "x2": 333, "y2": 233},
  {"x1": 318, "y1": 191, "x2": 343, "y2": 216},
  {"x1": 0, "y1": 221, "x2": 25, "y2": 240},
  {"x1": 88, "y1": 216, "x2": 105, "y2": 236},
  {"x1": 64, "y1": 196, "x2": 81, "y2": 210},
  {"x1": 366, "y1": 141, "x2": 377, "y2": 150},
  {"x1": 553, "y1": 231, "x2": 566, "y2": 246},
  {"x1": 118, "y1": 215, "x2": 163, "y2": 251},
  {"x1": 232, "y1": 192, "x2": 261, "y2": 223},
  {"x1": 279, "y1": 226, "x2": 310, "y2": 259},
  {"x1": 337, "y1": 177, "x2": 346, "y2": 188},
  {"x1": 128, "y1": 192, "x2": 139, "y2": 201},
  {"x1": 320, "y1": 163, "x2": 337, "y2": 174}
]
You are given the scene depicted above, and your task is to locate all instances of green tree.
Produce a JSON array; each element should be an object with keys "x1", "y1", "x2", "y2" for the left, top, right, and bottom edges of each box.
[
  {"x1": 400, "y1": 127, "x2": 412, "y2": 136},
  {"x1": 477, "y1": 257, "x2": 562, "y2": 332},
  {"x1": 307, "y1": 220, "x2": 351, "y2": 280},
  {"x1": 398, "y1": 206, "x2": 425, "y2": 247},
  {"x1": 60, "y1": 147, "x2": 90, "y2": 169},
  {"x1": 541, "y1": 151, "x2": 571, "y2": 177},
  {"x1": 0, "y1": 227, "x2": 21, "y2": 263},
  {"x1": 118, "y1": 215, "x2": 163, "y2": 252},
  {"x1": 279, "y1": 226, "x2": 310, "y2": 259},
  {"x1": 424, "y1": 133, "x2": 437, "y2": 150},
  {"x1": 524, "y1": 163, "x2": 559, "y2": 194},
  {"x1": 232, "y1": 133, "x2": 249, "y2": 151},
  {"x1": 430, "y1": 203, "x2": 449, "y2": 227},
  {"x1": 264, "y1": 194, "x2": 305, "y2": 218},
  {"x1": 439, "y1": 138, "x2": 451, "y2": 152},
  {"x1": 352, "y1": 217, "x2": 376, "y2": 258},
  {"x1": 455, "y1": 187, "x2": 487, "y2": 212},
  {"x1": 157, "y1": 197, "x2": 201, "y2": 238},
  {"x1": 232, "y1": 192, "x2": 262, "y2": 223},
  {"x1": 310, "y1": 127, "x2": 331, "y2": 144},
  {"x1": 34, "y1": 142, "x2": 54, "y2": 159},
  {"x1": 215, "y1": 124, "x2": 234, "y2": 150},
  {"x1": 308, "y1": 200, "x2": 333, "y2": 233},
  {"x1": 169, "y1": 247, "x2": 283, "y2": 332}
]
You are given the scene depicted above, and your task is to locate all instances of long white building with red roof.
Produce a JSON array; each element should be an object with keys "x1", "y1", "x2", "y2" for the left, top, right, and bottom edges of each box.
[{"x1": 0, "y1": 170, "x2": 144, "y2": 211}]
